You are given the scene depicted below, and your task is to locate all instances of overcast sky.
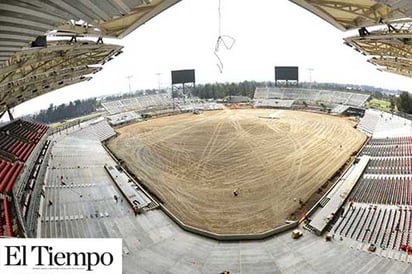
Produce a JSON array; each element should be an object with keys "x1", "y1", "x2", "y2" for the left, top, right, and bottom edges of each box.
[{"x1": 12, "y1": 0, "x2": 412, "y2": 117}]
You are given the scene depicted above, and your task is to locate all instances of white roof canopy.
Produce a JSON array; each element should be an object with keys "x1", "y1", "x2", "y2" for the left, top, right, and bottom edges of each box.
[{"x1": 0, "y1": 0, "x2": 180, "y2": 113}]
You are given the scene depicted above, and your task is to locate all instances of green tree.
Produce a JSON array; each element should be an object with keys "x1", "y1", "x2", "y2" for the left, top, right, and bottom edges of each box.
[
  {"x1": 32, "y1": 98, "x2": 98, "y2": 123},
  {"x1": 396, "y1": 92, "x2": 412, "y2": 113},
  {"x1": 389, "y1": 96, "x2": 395, "y2": 112}
]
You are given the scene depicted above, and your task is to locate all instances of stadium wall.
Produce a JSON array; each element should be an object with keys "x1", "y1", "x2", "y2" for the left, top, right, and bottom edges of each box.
[{"x1": 160, "y1": 203, "x2": 298, "y2": 241}]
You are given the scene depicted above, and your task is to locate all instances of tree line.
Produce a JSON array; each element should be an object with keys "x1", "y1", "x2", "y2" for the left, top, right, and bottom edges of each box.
[
  {"x1": 32, "y1": 98, "x2": 98, "y2": 124},
  {"x1": 29, "y1": 81, "x2": 403, "y2": 123},
  {"x1": 191, "y1": 81, "x2": 262, "y2": 99}
]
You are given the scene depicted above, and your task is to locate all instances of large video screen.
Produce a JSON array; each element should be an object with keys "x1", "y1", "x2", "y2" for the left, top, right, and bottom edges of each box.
[
  {"x1": 275, "y1": 66, "x2": 299, "y2": 81},
  {"x1": 171, "y1": 69, "x2": 195, "y2": 84}
]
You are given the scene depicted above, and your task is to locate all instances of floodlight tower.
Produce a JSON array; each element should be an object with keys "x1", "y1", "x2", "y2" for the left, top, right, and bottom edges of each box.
[
  {"x1": 307, "y1": 68, "x2": 314, "y2": 88},
  {"x1": 126, "y1": 75, "x2": 133, "y2": 94},
  {"x1": 155, "y1": 72, "x2": 161, "y2": 92}
]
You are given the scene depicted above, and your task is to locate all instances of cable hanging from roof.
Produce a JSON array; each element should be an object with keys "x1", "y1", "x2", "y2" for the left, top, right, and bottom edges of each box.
[{"x1": 214, "y1": 0, "x2": 235, "y2": 73}]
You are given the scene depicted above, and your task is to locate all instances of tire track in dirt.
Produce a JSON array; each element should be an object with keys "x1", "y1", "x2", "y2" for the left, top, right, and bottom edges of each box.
[{"x1": 108, "y1": 109, "x2": 367, "y2": 234}]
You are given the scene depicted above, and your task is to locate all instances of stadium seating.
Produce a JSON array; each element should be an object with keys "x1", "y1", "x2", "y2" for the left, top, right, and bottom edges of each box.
[
  {"x1": 0, "y1": 159, "x2": 24, "y2": 237},
  {"x1": 254, "y1": 87, "x2": 369, "y2": 107},
  {"x1": 254, "y1": 99, "x2": 295, "y2": 108},
  {"x1": 106, "y1": 111, "x2": 143, "y2": 126},
  {"x1": 349, "y1": 177, "x2": 411, "y2": 205},
  {"x1": 3, "y1": 198, "x2": 13, "y2": 237},
  {"x1": 102, "y1": 94, "x2": 172, "y2": 114},
  {"x1": 348, "y1": 93, "x2": 371, "y2": 106},
  {"x1": 1, "y1": 120, "x2": 48, "y2": 142},
  {"x1": 361, "y1": 144, "x2": 412, "y2": 157},
  {"x1": 0, "y1": 120, "x2": 48, "y2": 162},
  {"x1": 0, "y1": 201, "x2": 3, "y2": 236},
  {"x1": 357, "y1": 111, "x2": 379, "y2": 135},
  {"x1": 254, "y1": 87, "x2": 284, "y2": 99},
  {"x1": 366, "y1": 158, "x2": 412, "y2": 174},
  {"x1": 334, "y1": 204, "x2": 411, "y2": 251},
  {"x1": 369, "y1": 136, "x2": 412, "y2": 146},
  {"x1": 331, "y1": 105, "x2": 350, "y2": 114},
  {"x1": 0, "y1": 119, "x2": 49, "y2": 237},
  {"x1": 71, "y1": 120, "x2": 115, "y2": 141},
  {"x1": 0, "y1": 160, "x2": 23, "y2": 194},
  {"x1": 330, "y1": 131, "x2": 412, "y2": 253},
  {"x1": 102, "y1": 94, "x2": 224, "y2": 117}
]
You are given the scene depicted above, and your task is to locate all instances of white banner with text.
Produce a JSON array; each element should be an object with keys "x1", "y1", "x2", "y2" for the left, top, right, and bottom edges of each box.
[{"x1": 0, "y1": 238, "x2": 122, "y2": 274}]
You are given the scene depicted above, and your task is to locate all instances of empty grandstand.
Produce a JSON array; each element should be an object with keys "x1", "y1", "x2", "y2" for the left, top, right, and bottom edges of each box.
[
  {"x1": 70, "y1": 119, "x2": 116, "y2": 142},
  {"x1": 3, "y1": 0, "x2": 412, "y2": 273},
  {"x1": 40, "y1": 117, "x2": 157, "y2": 240},
  {"x1": 300, "y1": 110, "x2": 412, "y2": 262},
  {"x1": 357, "y1": 110, "x2": 380, "y2": 136},
  {"x1": 254, "y1": 87, "x2": 370, "y2": 107},
  {"x1": 35, "y1": 105, "x2": 412, "y2": 272},
  {"x1": 102, "y1": 93, "x2": 224, "y2": 117},
  {"x1": 106, "y1": 111, "x2": 143, "y2": 127},
  {"x1": 2, "y1": 71, "x2": 411, "y2": 273},
  {"x1": 102, "y1": 94, "x2": 172, "y2": 115},
  {"x1": 254, "y1": 99, "x2": 295, "y2": 109},
  {"x1": 0, "y1": 119, "x2": 49, "y2": 237},
  {"x1": 331, "y1": 105, "x2": 366, "y2": 117}
]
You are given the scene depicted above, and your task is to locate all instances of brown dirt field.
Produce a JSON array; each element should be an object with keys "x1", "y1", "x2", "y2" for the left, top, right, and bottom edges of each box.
[{"x1": 107, "y1": 109, "x2": 366, "y2": 234}]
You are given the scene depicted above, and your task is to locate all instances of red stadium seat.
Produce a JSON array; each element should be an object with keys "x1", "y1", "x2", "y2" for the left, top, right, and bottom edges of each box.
[{"x1": 3, "y1": 198, "x2": 12, "y2": 237}]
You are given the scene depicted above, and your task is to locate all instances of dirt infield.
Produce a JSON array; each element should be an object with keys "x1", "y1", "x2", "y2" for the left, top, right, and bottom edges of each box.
[{"x1": 107, "y1": 109, "x2": 366, "y2": 234}]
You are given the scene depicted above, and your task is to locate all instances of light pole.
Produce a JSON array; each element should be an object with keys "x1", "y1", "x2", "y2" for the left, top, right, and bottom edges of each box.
[
  {"x1": 307, "y1": 68, "x2": 314, "y2": 88},
  {"x1": 155, "y1": 72, "x2": 161, "y2": 92},
  {"x1": 126, "y1": 75, "x2": 133, "y2": 94}
]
